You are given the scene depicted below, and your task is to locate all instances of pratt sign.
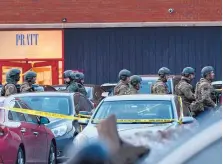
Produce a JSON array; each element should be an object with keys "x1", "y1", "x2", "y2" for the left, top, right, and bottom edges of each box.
[
  {"x1": 0, "y1": 30, "x2": 62, "y2": 59},
  {"x1": 16, "y1": 33, "x2": 39, "y2": 46}
]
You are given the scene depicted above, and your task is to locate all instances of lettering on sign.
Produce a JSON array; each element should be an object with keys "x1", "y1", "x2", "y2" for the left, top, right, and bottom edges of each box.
[{"x1": 16, "y1": 34, "x2": 39, "y2": 46}]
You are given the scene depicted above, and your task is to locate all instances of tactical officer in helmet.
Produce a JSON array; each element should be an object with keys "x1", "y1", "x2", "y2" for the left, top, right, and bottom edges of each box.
[
  {"x1": 151, "y1": 67, "x2": 170, "y2": 94},
  {"x1": 20, "y1": 71, "x2": 37, "y2": 93},
  {"x1": 114, "y1": 69, "x2": 131, "y2": 95},
  {"x1": 1, "y1": 68, "x2": 21, "y2": 96},
  {"x1": 73, "y1": 72, "x2": 87, "y2": 96},
  {"x1": 191, "y1": 66, "x2": 217, "y2": 117},
  {"x1": 127, "y1": 75, "x2": 142, "y2": 95},
  {"x1": 64, "y1": 70, "x2": 79, "y2": 93},
  {"x1": 175, "y1": 67, "x2": 196, "y2": 116}
]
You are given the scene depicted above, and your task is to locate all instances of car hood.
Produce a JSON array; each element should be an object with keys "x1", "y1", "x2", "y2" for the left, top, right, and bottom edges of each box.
[
  {"x1": 46, "y1": 118, "x2": 72, "y2": 129},
  {"x1": 82, "y1": 123, "x2": 174, "y2": 139}
]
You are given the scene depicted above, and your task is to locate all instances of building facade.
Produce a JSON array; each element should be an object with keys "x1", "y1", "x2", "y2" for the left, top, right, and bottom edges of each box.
[
  {"x1": 0, "y1": 0, "x2": 221, "y2": 23},
  {"x1": 0, "y1": 0, "x2": 221, "y2": 85}
]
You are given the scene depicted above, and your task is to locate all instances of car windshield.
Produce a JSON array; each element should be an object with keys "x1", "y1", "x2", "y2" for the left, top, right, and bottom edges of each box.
[
  {"x1": 139, "y1": 79, "x2": 172, "y2": 94},
  {"x1": 85, "y1": 87, "x2": 93, "y2": 99},
  {"x1": 32, "y1": 85, "x2": 44, "y2": 92},
  {"x1": 92, "y1": 100, "x2": 173, "y2": 123},
  {"x1": 17, "y1": 96, "x2": 72, "y2": 115}
]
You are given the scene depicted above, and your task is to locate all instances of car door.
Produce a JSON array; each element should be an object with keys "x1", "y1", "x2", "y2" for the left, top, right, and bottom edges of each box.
[
  {"x1": 19, "y1": 101, "x2": 48, "y2": 163},
  {"x1": 78, "y1": 95, "x2": 94, "y2": 112},
  {"x1": 73, "y1": 94, "x2": 94, "y2": 131},
  {"x1": 74, "y1": 94, "x2": 93, "y2": 114},
  {"x1": 7, "y1": 100, "x2": 36, "y2": 163},
  {"x1": 93, "y1": 85, "x2": 104, "y2": 106}
]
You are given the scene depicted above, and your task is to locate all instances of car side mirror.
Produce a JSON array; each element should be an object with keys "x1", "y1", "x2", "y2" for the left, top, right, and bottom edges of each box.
[
  {"x1": 39, "y1": 116, "x2": 50, "y2": 125},
  {"x1": 78, "y1": 119, "x2": 89, "y2": 125},
  {"x1": 181, "y1": 117, "x2": 194, "y2": 124},
  {"x1": 101, "y1": 92, "x2": 109, "y2": 97}
]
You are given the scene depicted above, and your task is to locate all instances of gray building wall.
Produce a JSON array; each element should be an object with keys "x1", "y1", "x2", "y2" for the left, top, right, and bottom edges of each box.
[{"x1": 64, "y1": 27, "x2": 222, "y2": 84}]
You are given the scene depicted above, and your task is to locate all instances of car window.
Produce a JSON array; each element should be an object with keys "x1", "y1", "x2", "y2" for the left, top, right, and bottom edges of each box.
[
  {"x1": 212, "y1": 83, "x2": 222, "y2": 90},
  {"x1": 17, "y1": 96, "x2": 72, "y2": 116},
  {"x1": 78, "y1": 96, "x2": 93, "y2": 112},
  {"x1": 31, "y1": 84, "x2": 44, "y2": 92},
  {"x1": 139, "y1": 79, "x2": 172, "y2": 94},
  {"x1": 19, "y1": 100, "x2": 39, "y2": 124},
  {"x1": 93, "y1": 100, "x2": 174, "y2": 123},
  {"x1": 184, "y1": 138, "x2": 222, "y2": 164},
  {"x1": 8, "y1": 100, "x2": 26, "y2": 122},
  {"x1": 57, "y1": 87, "x2": 66, "y2": 91},
  {"x1": 85, "y1": 87, "x2": 93, "y2": 99}
]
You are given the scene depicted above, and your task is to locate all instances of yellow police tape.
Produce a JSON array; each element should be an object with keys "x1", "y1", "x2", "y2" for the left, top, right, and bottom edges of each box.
[
  {"x1": 0, "y1": 96, "x2": 184, "y2": 124},
  {"x1": 0, "y1": 107, "x2": 91, "y2": 120},
  {"x1": 0, "y1": 106, "x2": 181, "y2": 123},
  {"x1": 93, "y1": 119, "x2": 179, "y2": 123}
]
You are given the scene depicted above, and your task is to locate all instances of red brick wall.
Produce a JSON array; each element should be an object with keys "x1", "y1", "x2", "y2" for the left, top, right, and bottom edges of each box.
[{"x1": 0, "y1": 0, "x2": 221, "y2": 23}]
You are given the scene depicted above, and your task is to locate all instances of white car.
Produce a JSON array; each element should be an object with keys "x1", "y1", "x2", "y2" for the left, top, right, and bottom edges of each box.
[{"x1": 73, "y1": 94, "x2": 196, "y2": 150}]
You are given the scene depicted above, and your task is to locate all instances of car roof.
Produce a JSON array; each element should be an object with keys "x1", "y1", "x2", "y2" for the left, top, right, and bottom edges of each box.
[
  {"x1": 52, "y1": 85, "x2": 65, "y2": 87},
  {"x1": 140, "y1": 75, "x2": 179, "y2": 77},
  {"x1": 141, "y1": 76, "x2": 159, "y2": 80},
  {"x1": 84, "y1": 84, "x2": 98, "y2": 87},
  {"x1": 103, "y1": 94, "x2": 175, "y2": 101},
  {"x1": 9, "y1": 92, "x2": 74, "y2": 97},
  {"x1": 53, "y1": 84, "x2": 95, "y2": 87},
  {"x1": 141, "y1": 76, "x2": 173, "y2": 81},
  {"x1": 212, "y1": 81, "x2": 222, "y2": 85},
  {"x1": 101, "y1": 83, "x2": 117, "y2": 87}
]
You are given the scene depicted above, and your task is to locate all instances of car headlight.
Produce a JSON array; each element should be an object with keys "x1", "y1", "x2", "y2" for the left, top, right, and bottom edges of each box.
[
  {"x1": 73, "y1": 133, "x2": 89, "y2": 149},
  {"x1": 51, "y1": 124, "x2": 72, "y2": 138}
]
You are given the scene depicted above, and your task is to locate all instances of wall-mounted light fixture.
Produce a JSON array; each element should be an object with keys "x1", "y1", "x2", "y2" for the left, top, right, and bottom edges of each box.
[
  {"x1": 62, "y1": 18, "x2": 67, "y2": 23},
  {"x1": 168, "y1": 8, "x2": 174, "y2": 13}
]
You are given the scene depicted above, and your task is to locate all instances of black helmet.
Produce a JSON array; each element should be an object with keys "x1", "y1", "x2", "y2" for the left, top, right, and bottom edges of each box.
[
  {"x1": 24, "y1": 71, "x2": 37, "y2": 82},
  {"x1": 158, "y1": 67, "x2": 171, "y2": 76},
  {"x1": 73, "y1": 72, "x2": 82, "y2": 81},
  {"x1": 79, "y1": 72, "x2": 84, "y2": 80},
  {"x1": 130, "y1": 75, "x2": 142, "y2": 86},
  {"x1": 118, "y1": 69, "x2": 131, "y2": 80},
  {"x1": 63, "y1": 70, "x2": 73, "y2": 78},
  {"x1": 69, "y1": 72, "x2": 77, "y2": 80},
  {"x1": 8, "y1": 68, "x2": 21, "y2": 77},
  {"x1": 201, "y1": 66, "x2": 214, "y2": 78},
  {"x1": 7, "y1": 68, "x2": 21, "y2": 82},
  {"x1": 182, "y1": 67, "x2": 195, "y2": 76}
]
